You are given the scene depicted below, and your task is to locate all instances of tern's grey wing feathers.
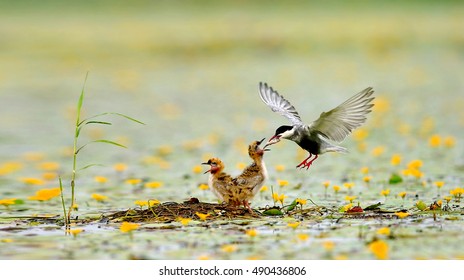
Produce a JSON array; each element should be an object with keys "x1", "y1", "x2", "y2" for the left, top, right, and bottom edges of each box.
[
  {"x1": 309, "y1": 87, "x2": 375, "y2": 143},
  {"x1": 258, "y1": 82, "x2": 304, "y2": 126}
]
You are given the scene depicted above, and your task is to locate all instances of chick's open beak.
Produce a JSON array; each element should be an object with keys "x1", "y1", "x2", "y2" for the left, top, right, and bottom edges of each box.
[{"x1": 201, "y1": 162, "x2": 211, "y2": 174}]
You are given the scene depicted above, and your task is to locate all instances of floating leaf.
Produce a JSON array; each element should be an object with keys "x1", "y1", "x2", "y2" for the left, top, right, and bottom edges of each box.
[
  {"x1": 389, "y1": 173, "x2": 403, "y2": 184},
  {"x1": 364, "y1": 202, "x2": 382, "y2": 211},
  {"x1": 13, "y1": 199, "x2": 25, "y2": 205},
  {"x1": 416, "y1": 200, "x2": 427, "y2": 211},
  {"x1": 263, "y1": 208, "x2": 283, "y2": 216}
]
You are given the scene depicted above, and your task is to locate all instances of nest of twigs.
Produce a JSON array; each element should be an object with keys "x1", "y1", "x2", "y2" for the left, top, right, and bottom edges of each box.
[{"x1": 105, "y1": 198, "x2": 259, "y2": 223}]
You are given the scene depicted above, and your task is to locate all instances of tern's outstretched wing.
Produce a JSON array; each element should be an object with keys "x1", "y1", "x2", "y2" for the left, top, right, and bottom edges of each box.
[
  {"x1": 258, "y1": 82, "x2": 304, "y2": 126},
  {"x1": 308, "y1": 87, "x2": 375, "y2": 143}
]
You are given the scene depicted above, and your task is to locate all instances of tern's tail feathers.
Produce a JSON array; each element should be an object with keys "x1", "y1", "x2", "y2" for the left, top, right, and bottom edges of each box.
[{"x1": 324, "y1": 145, "x2": 348, "y2": 154}]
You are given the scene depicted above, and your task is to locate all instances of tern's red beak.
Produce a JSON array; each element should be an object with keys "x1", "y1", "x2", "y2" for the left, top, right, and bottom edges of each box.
[{"x1": 263, "y1": 134, "x2": 281, "y2": 149}]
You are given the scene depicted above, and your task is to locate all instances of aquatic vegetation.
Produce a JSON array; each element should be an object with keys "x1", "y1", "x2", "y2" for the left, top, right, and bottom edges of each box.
[{"x1": 59, "y1": 74, "x2": 144, "y2": 226}]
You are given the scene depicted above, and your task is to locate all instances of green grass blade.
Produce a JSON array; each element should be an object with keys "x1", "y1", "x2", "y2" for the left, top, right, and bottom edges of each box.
[
  {"x1": 85, "y1": 121, "x2": 112, "y2": 125},
  {"x1": 58, "y1": 176, "x2": 68, "y2": 226},
  {"x1": 79, "y1": 112, "x2": 145, "y2": 126},
  {"x1": 78, "y1": 163, "x2": 104, "y2": 171},
  {"x1": 93, "y1": 139, "x2": 128, "y2": 148},
  {"x1": 76, "y1": 72, "x2": 89, "y2": 125},
  {"x1": 109, "y1": 112, "x2": 145, "y2": 125}
]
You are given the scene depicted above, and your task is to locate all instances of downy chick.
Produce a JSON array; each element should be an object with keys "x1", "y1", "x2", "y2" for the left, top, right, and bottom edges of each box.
[
  {"x1": 230, "y1": 138, "x2": 269, "y2": 212},
  {"x1": 202, "y1": 158, "x2": 236, "y2": 204}
]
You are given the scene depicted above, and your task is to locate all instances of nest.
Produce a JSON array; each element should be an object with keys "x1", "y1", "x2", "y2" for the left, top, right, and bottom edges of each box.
[{"x1": 105, "y1": 198, "x2": 259, "y2": 223}]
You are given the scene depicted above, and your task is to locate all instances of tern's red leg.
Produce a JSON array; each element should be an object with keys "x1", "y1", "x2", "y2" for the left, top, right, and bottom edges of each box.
[
  {"x1": 296, "y1": 153, "x2": 313, "y2": 169},
  {"x1": 304, "y1": 154, "x2": 318, "y2": 170}
]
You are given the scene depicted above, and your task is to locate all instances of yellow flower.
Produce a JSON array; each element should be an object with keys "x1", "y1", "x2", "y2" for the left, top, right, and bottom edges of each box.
[
  {"x1": 195, "y1": 212, "x2": 210, "y2": 221},
  {"x1": 260, "y1": 186, "x2": 268, "y2": 192},
  {"x1": 353, "y1": 128, "x2": 369, "y2": 141},
  {"x1": 277, "y1": 179, "x2": 289, "y2": 187},
  {"x1": 192, "y1": 165, "x2": 203, "y2": 174},
  {"x1": 245, "y1": 229, "x2": 258, "y2": 237},
  {"x1": 444, "y1": 136, "x2": 456, "y2": 148},
  {"x1": 66, "y1": 228, "x2": 83, "y2": 237},
  {"x1": 343, "y1": 182, "x2": 354, "y2": 189},
  {"x1": 444, "y1": 196, "x2": 452, "y2": 203},
  {"x1": 342, "y1": 203, "x2": 353, "y2": 212},
  {"x1": 0, "y1": 162, "x2": 23, "y2": 175},
  {"x1": 37, "y1": 162, "x2": 60, "y2": 171},
  {"x1": 322, "y1": 181, "x2": 330, "y2": 188},
  {"x1": 395, "y1": 212, "x2": 409, "y2": 219},
  {"x1": 145, "y1": 181, "x2": 163, "y2": 188},
  {"x1": 373, "y1": 97, "x2": 390, "y2": 113},
  {"x1": 344, "y1": 196, "x2": 357, "y2": 203},
  {"x1": 434, "y1": 181, "x2": 445, "y2": 189},
  {"x1": 0, "y1": 198, "x2": 17, "y2": 206},
  {"x1": 72, "y1": 203, "x2": 79, "y2": 210},
  {"x1": 197, "y1": 255, "x2": 210, "y2": 260},
  {"x1": 28, "y1": 188, "x2": 61, "y2": 201},
  {"x1": 380, "y1": 189, "x2": 390, "y2": 197},
  {"x1": 198, "y1": 183, "x2": 209, "y2": 190},
  {"x1": 221, "y1": 244, "x2": 237, "y2": 253},
  {"x1": 236, "y1": 162, "x2": 247, "y2": 170},
  {"x1": 134, "y1": 200, "x2": 148, "y2": 207},
  {"x1": 156, "y1": 145, "x2": 173, "y2": 156},
  {"x1": 120, "y1": 222, "x2": 139, "y2": 233},
  {"x1": 287, "y1": 221, "x2": 300, "y2": 229},
  {"x1": 296, "y1": 198, "x2": 307, "y2": 206},
  {"x1": 113, "y1": 163, "x2": 128, "y2": 172},
  {"x1": 275, "y1": 165, "x2": 285, "y2": 172},
  {"x1": 94, "y1": 176, "x2": 108, "y2": 184},
  {"x1": 297, "y1": 234, "x2": 309, "y2": 241},
  {"x1": 390, "y1": 154, "x2": 402, "y2": 166},
  {"x1": 23, "y1": 152, "x2": 45, "y2": 161},
  {"x1": 1, "y1": 239, "x2": 14, "y2": 243},
  {"x1": 322, "y1": 241, "x2": 335, "y2": 251},
  {"x1": 376, "y1": 227, "x2": 391, "y2": 236},
  {"x1": 428, "y1": 134, "x2": 441, "y2": 147},
  {"x1": 91, "y1": 193, "x2": 108, "y2": 202},
  {"x1": 371, "y1": 146, "x2": 385, "y2": 157},
  {"x1": 363, "y1": 176, "x2": 372, "y2": 183},
  {"x1": 407, "y1": 159, "x2": 423, "y2": 170},
  {"x1": 333, "y1": 185, "x2": 340, "y2": 193},
  {"x1": 272, "y1": 193, "x2": 286, "y2": 205},
  {"x1": 360, "y1": 167, "x2": 369, "y2": 174},
  {"x1": 398, "y1": 191, "x2": 407, "y2": 199},
  {"x1": 178, "y1": 217, "x2": 192, "y2": 226},
  {"x1": 20, "y1": 177, "x2": 44, "y2": 186},
  {"x1": 125, "y1": 178, "x2": 142, "y2": 185},
  {"x1": 369, "y1": 240, "x2": 389, "y2": 260},
  {"x1": 42, "y1": 172, "x2": 57, "y2": 181}
]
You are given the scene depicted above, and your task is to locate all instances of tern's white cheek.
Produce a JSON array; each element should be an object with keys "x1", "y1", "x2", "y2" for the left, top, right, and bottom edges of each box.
[{"x1": 280, "y1": 129, "x2": 295, "y2": 139}]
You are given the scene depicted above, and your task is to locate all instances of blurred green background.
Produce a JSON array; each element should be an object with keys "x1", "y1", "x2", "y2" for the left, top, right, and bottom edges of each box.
[
  {"x1": 1, "y1": 0, "x2": 463, "y2": 155},
  {"x1": 1, "y1": 0, "x2": 464, "y2": 260}
]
